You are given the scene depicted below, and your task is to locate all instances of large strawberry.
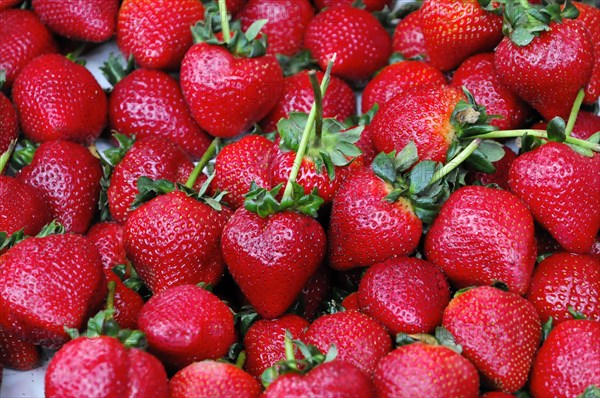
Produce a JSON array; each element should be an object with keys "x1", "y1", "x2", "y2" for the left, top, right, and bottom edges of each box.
[
  {"x1": 575, "y1": 2, "x2": 600, "y2": 105},
  {"x1": 392, "y1": 10, "x2": 428, "y2": 61},
  {"x1": 0, "y1": 81, "x2": 18, "y2": 154},
  {"x1": 12, "y1": 54, "x2": 107, "y2": 144}
]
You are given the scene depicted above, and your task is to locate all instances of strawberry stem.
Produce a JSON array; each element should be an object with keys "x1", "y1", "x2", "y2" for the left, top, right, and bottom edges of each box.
[
  {"x1": 471, "y1": 130, "x2": 600, "y2": 152},
  {"x1": 430, "y1": 139, "x2": 481, "y2": 184},
  {"x1": 218, "y1": 0, "x2": 231, "y2": 43},
  {"x1": 565, "y1": 89, "x2": 585, "y2": 138},
  {"x1": 235, "y1": 351, "x2": 247, "y2": 368},
  {"x1": 283, "y1": 331, "x2": 297, "y2": 370},
  {"x1": 185, "y1": 138, "x2": 220, "y2": 188},
  {"x1": 106, "y1": 280, "x2": 116, "y2": 319},
  {"x1": 0, "y1": 139, "x2": 16, "y2": 175},
  {"x1": 309, "y1": 72, "x2": 323, "y2": 146}
]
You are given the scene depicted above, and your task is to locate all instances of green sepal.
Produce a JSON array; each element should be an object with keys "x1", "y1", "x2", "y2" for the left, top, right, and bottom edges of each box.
[
  {"x1": 0, "y1": 229, "x2": 25, "y2": 252},
  {"x1": 546, "y1": 116, "x2": 566, "y2": 142},
  {"x1": 344, "y1": 104, "x2": 379, "y2": 128},
  {"x1": 373, "y1": 4, "x2": 407, "y2": 35},
  {"x1": 196, "y1": 281, "x2": 214, "y2": 291},
  {"x1": 223, "y1": 343, "x2": 245, "y2": 367},
  {"x1": 578, "y1": 385, "x2": 600, "y2": 398},
  {"x1": 435, "y1": 326, "x2": 462, "y2": 354},
  {"x1": 66, "y1": 52, "x2": 86, "y2": 66},
  {"x1": 568, "y1": 143, "x2": 595, "y2": 158},
  {"x1": 587, "y1": 132, "x2": 600, "y2": 145},
  {"x1": 541, "y1": 316, "x2": 553, "y2": 342},
  {"x1": 10, "y1": 139, "x2": 38, "y2": 172},
  {"x1": 453, "y1": 286, "x2": 477, "y2": 298},
  {"x1": 394, "y1": 327, "x2": 462, "y2": 354},
  {"x1": 36, "y1": 220, "x2": 65, "y2": 238},
  {"x1": 395, "y1": 333, "x2": 419, "y2": 346},
  {"x1": 520, "y1": 133, "x2": 544, "y2": 154},
  {"x1": 453, "y1": 87, "x2": 501, "y2": 138},
  {"x1": 99, "y1": 134, "x2": 136, "y2": 221},
  {"x1": 0, "y1": 69, "x2": 5, "y2": 90},
  {"x1": 130, "y1": 177, "x2": 176, "y2": 210},
  {"x1": 515, "y1": 391, "x2": 533, "y2": 398},
  {"x1": 100, "y1": 53, "x2": 135, "y2": 87},
  {"x1": 234, "y1": 305, "x2": 261, "y2": 337},
  {"x1": 276, "y1": 50, "x2": 319, "y2": 77},
  {"x1": 112, "y1": 264, "x2": 151, "y2": 300},
  {"x1": 244, "y1": 181, "x2": 324, "y2": 218},
  {"x1": 491, "y1": 280, "x2": 510, "y2": 291},
  {"x1": 568, "y1": 306, "x2": 587, "y2": 320}
]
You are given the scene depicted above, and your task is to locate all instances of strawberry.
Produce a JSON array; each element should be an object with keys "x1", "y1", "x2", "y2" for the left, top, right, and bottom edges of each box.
[
  {"x1": 304, "y1": 6, "x2": 391, "y2": 83},
  {"x1": 0, "y1": 86, "x2": 18, "y2": 154},
  {"x1": 170, "y1": 361, "x2": 261, "y2": 398},
  {"x1": 0, "y1": 9, "x2": 57, "y2": 89},
  {"x1": 12, "y1": 54, "x2": 107, "y2": 145},
  {"x1": 341, "y1": 292, "x2": 360, "y2": 311},
  {"x1": 529, "y1": 319, "x2": 600, "y2": 398},
  {"x1": 0, "y1": 176, "x2": 52, "y2": 236},
  {"x1": 116, "y1": 0, "x2": 204, "y2": 70},
  {"x1": 425, "y1": 185, "x2": 537, "y2": 295},
  {"x1": 392, "y1": 10, "x2": 428, "y2": 61},
  {"x1": 137, "y1": 284, "x2": 236, "y2": 371},
  {"x1": 0, "y1": 327, "x2": 41, "y2": 370},
  {"x1": 531, "y1": 111, "x2": 600, "y2": 141},
  {"x1": 443, "y1": 286, "x2": 541, "y2": 392},
  {"x1": 32, "y1": 0, "x2": 119, "y2": 42},
  {"x1": 239, "y1": 0, "x2": 314, "y2": 56},
  {"x1": 481, "y1": 393, "x2": 515, "y2": 398},
  {"x1": 574, "y1": 2, "x2": 600, "y2": 105},
  {"x1": 313, "y1": 0, "x2": 390, "y2": 12},
  {"x1": 420, "y1": 0, "x2": 502, "y2": 71},
  {"x1": 466, "y1": 144, "x2": 516, "y2": 190},
  {"x1": 357, "y1": 257, "x2": 450, "y2": 335},
  {"x1": 527, "y1": 252, "x2": 600, "y2": 324},
  {"x1": 0, "y1": 0, "x2": 21, "y2": 9},
  {"x1": 508, "y1": 142, "x2": 600, "y2": 254},
  {"x1": 298, "y1": 266, "x2": 330, "y2": 321}
]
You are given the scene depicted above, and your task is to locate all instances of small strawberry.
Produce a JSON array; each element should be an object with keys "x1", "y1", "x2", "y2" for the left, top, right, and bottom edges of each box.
[
  {"x1": 341, "y1": 292, "x2": 360, "y2": 311},
  {"x1": 392, "y1": 10, "x2": 428, "y2": 61},
  {"x1": 531, "y1": 111, "x2": 600, "y2": 141},
  {"x1": 0, "y1": 78, "x2": 18, "y2": 154},
  {"x1": 466, "y1": 144, "x2": 516, "y2": 190},
  {"x1": 574, "y1": 2, "x2": 600, "y2": 105},
  {"x1": 0, "y1": 327, "x2": 41, "y2": 370},
  {"x1": 0, "y1": 176, "x2": 52, "y2": 237}
]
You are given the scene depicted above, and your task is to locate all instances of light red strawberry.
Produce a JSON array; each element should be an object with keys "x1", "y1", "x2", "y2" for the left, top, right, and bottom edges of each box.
[{"x1": 392, "y1": 10, "x2": 428, "y2": 61}]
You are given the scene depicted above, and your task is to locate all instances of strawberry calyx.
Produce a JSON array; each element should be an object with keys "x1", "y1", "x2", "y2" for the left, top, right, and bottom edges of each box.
[
  {"x1": 276, "y1": 50, "x2": 319, "y2": 77},
  {"x1": 579, "y1": 386, "x2": 600, "y2": 398},
  {"x1": 100, "y1": 53, "x2": 136, "y2": 87},
  {"x1": 99, "y1": 133, "x2": 136, "y2": 221},
  {"x1": 244, "y1": 181, "x2": 323, "y2": 218},
  {"x1": 344, "y1": 104, "x2": 379, "y2": 127},
  {"x1": 0, "y1": 220, "x2": 65, "y2": 252},
  {"x1": 0, "y1": 139, "x2": 16, "y2": 175},
  {"x1": 0, "y1": 69, "x2": 6, "y2": 90},
  {"x1": 112, "y1": 263, "x2": 152, "y2": 300},
  {"x1": 395, "y1": 326, "x2": 462, "y2": 354},
  {"x1": 9, "y1": 139, "x2": 38, "y2": 173}
]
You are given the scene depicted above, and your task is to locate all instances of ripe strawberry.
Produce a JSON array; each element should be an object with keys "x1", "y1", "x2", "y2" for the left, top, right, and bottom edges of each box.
[
  {"x1": 481, "y1": 393, "x2": 515, "y2": 398},
  {"x1": 373, "y1": 343, "x2": 479, "y2": 398},
  {"x1": 527, "y1": 252, "x2": 600, "y2": 324},
  {"x1": 508, "y1": 142, "x2": 600, "y2": 254},
  {"x1": 32, "y1": 0, "x2": 119, "y2": 42},
  {"x1": 170, "y1": 361, "x2": 261, "y2": 398},
  {"x1": 137, "y1": 284, "x2": 236, "y2": 371},
  {"x1": 574, "y1": 2, "x2": 600, "y2": 105},
  {"x1": 0, "y1": 327, "x2": 41, "y2": 370},
  {"x1": 443, "y1": 286, "x2": 541, "y2": 392},
  {"x1": 304, "y1": 6, "x2": 391, "y2": 83},
  {"x1": 530, "y1": 319, "x2": 600, "y2": 398},
  {"x1": 358, "y1": 257, "x2": 450, "y2": 334},
  {"x1": 239, "y1": 0, "x2": 314, "y2": 56},
  {"x1": 116, "y1": 0, "x2": 204, "y2": 70},
  {"x1": 0, "y1": 0, "x2": 21, "y2": 10},
  {"x1": 420, "y1": 0, "x2": 502, "y2": 71},
  {"x1": 298, "y1": 266, "x2": 330, "y2": 321},
  {"x1": 0, "y1": 176, "x2": 52, "y2": 236},
  {"x1": 12, "y1": 54, "x2": 107, "y2": 145},
  {"x1": 425, "y1": 185, "x2": 537, "y2": 294},
  {"x1": 341, "y1": 292, "x2": 360, "y2": 311},
  {"x1": 0, "y1": 90, "x2": 18, "y2": 154},
  {"x1": 392, "y1": 10, "x2": 428, "y2": 61},
  {"x1": 466, "y1": 144, "x2": 516, "y2": 190},
  {"x1": 0, "y1": 9, "x2": 57, "y2": 89},
  {"x1": 531, "y1": 111, "x2": 600, "y2": 141},
  {"x1": 313, "y1": 0, "x2": 390, "y2": 11},
  {"x1": 0, "y1": 234, "x2": 105, "y2": 348}
]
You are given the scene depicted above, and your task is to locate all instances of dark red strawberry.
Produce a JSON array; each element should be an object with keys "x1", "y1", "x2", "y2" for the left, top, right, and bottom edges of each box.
[
  {"x1": 527, "y1": 252, "x2": 600, "y2": 324},
  {"x1": 137, "y1": 284, "x2": 236, "y2": 371},
  {"x1": 358, "y1": 257, "x2": 450, "y2": 334},
  {"x1": 0, "y1": 9, "x2": 57, "y2": 89},
  {"x1": 341, "y1": 292, "x2": 359, "y2": 311},
  {"x1": 466, "y1": 144, "x2": 516, "y2": 190},
  {"x1": 508, "y1": 142, "x2": 600, "y2": 254},
  {"x1": 574, "y1": 2, "x2": 600, "y2": 105},
  {"x1": 0, "y1": 176, "x2": 52, "y2": 236},
  {"x1": 443, "y1": 286, "x2": 541, "y2": 392},
  {"x1": 32, "y1": 0, "x2": 119, "y2": 42},
  {"x1": 530, "y1": 319, "x2": 600, "y2": 398},
  {"x1": 12, "y1": 54, "x2": 107, "y2": 144},
  {"x1": 116, "y1": 0, "x2": 204, "y2": 70},
  {"x1": 0, "y1": 89, "x2": 18, "y2": 154},
  {"x1": 313, "y1": 0, "x2": 390, "y2": 11},
  {"x1": 481, "y1": 393, "x2": 515, "y2": 398},
  {"x1": 392, "y1": 10, "x2": 428, "y2": 61},
  {"x1": 531, "y1": 111, "x2": 600, "y2": 141},
  {"x1": 298, "y1": 266, "x2": 330, "y2": 321},
  {"x1": 0, "y1": 0, "x2": 21, "y2": 10},
  {"x1": 0, "y1": 327, "x2": 41, "y2": 370}
]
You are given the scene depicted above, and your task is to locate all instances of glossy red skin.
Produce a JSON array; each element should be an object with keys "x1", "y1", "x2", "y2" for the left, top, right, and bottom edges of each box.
[
  {"x1": 125, "y1": 191, "x2": 230, "y2": 293},
  {"x1": 362, "y1": 60, "x2": 447, "y2": 113},
  {"x1": 17, "y1": 141, "x2": 102, "y2": 234},
  {"x1": 109, "y1": 69, "x2": 211, "y2": 160},
  {"x1": 341, "y1": 292, "x2": 359, "y2": 311},
  {"x1": 211, "y1": 135, "x2": 276, "y2": 209},
  {"x1": 0, "y1": 327, "x2": 41, "y2": 370},
  {"x1": 222, "y1": 208, "x2": 326, "y2": 318},
  {"x1": 0, "y1": 234, "x2": 105, "y2": 349},
  {"x1": 0, "y1": 10, "x2": 57, "y2": 89},
  {"x1": 137, "y1": 285, "x2": 236, "y2": 371},
  {"x1": 0, "y1": 176, "x2": 52, "y2": 236},
  {"x1": 45, "y1": 336, "x2": 169, "y2": 398},
  {"x1": 304, "y1": 6, "x2": 391, "y2": 83},
  {"x1": 374, "y1": 344, "x2": 479, "y2": 398},
  {"x1": 354, "y1": 127, "x2": 377, "y2": 165},
  {"x1": 421, "y1": 0, "x2": 502, "y2": 71},
  {"x1": 106, "y1": 273, "x2": 144, "y2": 330},
  {"x1": 0, "y1": 93, "x2": 18, "y2": 153},
  {"x1": 12, "y1": 54, "x2": 107, "y2": 144},
  {"x1": 260, "y1": 70, "x2": 356, "y2": 133},
  {"x1": 328, "y1": 168, "x2": 422, "y2": 270},
  {"x1": 527, "y1": 253, "x2": 600, "y2": 324},
  {"x1": 116, "y1": 0, "x2": 203, "y2": 70},
  {"x1": 467, "y1": 145, "x2": 517, "y2": 191},
  {"x1": 244, "y1": 314, "x2": 309, "y2": 378},
  {"x1": 358, "y1": 257, "x2": 450, "y2": 335},
  {"x1": 86, "y1": 222, "x2": 128, "y2": 274},
  {"x1": 263, "y1": 360, "x2": 375, "y2": 398},
  {"x1": 575, "y1": 3, "x2": 600, "y2": 104},
  {"x1": 170, "y1": 361, "x2": 261, "y2": 398},
  {"x1": 392, "y1": 10, "x2": 428, "y2": 61},
  {"x1": 452, "y1": 53, "x2": 531, "y2": 130},
  {"x1": 32, "y1": 0, "x2": 119, "y2": 42},
  {"x1": 425, "y1": 186, "x2": 537, "y2": 295},
  {"x1": 495, "y1": 20, "x2": 594, "y2": 120},
  {"x1": 298, "y1": 266, "x2": 330, "y2": 321},
  {"x1": 530, "y1": 320, "x2": 600, "y2": 398},
  {"x1": 239, "y1": 0, "x2": 313, "y2": 56},
  {"x1": 303, "y1": 310, "x2": 392, "y2": 375},
  {"x1": 508, "y1": 142, "x2": 600, "y2": 254},
  {"x1": 313, "y1": 0, "x2": 390, "y2": 11},
  {"x1": 443, "y1": 286, "x2": 541, "y2": 392},
  {"x1": 368, "y1": 85, "x2": 465, "y2": 163},
  {"x1": 107, "y1": 137, "x2": 195, "y2": 224},
  {"x1": 532, "y1": 111, "x2": 600, "y2": 141},
  {"x1": 181, "y1": 43, "x2": 284, "y2": 138}
]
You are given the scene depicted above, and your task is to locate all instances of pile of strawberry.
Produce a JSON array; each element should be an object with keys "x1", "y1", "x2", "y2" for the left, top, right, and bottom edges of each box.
[{"x1": 1, "y1": 0, "x2": 600, "y2": 396}]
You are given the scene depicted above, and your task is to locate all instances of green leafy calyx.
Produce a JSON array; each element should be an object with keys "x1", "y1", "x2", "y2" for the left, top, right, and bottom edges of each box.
[{"x1": 244, "y1": 181, "x2": 324, "y2": 218}]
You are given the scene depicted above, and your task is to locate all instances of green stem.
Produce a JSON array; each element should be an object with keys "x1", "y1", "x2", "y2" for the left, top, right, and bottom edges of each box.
[
  {"x1": 235, "y1": 351, "x2": 247, "y2": 368},
  {"x1": 106, "y1": 280, "x2": 116, "y2": 319},
  {"x1": 309, "y1": 72, "x2": 323, "y2": 146},
  {"x1": 430, "y1": 139, "x2": 481, "y2": 184},
  {"x1": 565, "y1": 89, "x2": 585, "y2": 138},
  {"x1": 0, "y1": 139, "x2": 16, "y2": 175},
  {"x1": 284, "y1": 331, "x2": 297, "y2": 370},
  {"x1": 185, "y1": 138, "x2": 220, "y2": 188},
  {"x1": 218, "y1": 0, "x2": 231, "y2": 43},
  {"x1": 471, "y1": 129, "x2": 600, "y2": 152}
]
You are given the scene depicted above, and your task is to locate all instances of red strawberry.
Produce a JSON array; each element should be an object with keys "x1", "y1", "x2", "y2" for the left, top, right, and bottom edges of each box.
[
  {"x1": 508, "y1": 142, "x2": 600, "y2": 254},
  {"x1": 425, "y1": 185, "x2": 537, "y2": 294},
  {"x1": 358, "y1": 257, "x2": 450, "y2": 334},
  {"x1": 0, "y1": 91, "x2": 18, "y2": 154},
  {"x1": 529, "y1": 319, "x2": 600, "y2": 398},
  {"x1": 298, "y1": 266, "x2": 330, "y2": 321},
  {"x1": 574, "y1": 2, "x2": 600, "y2": 105},
  {"x1": 466, "y1": 144, "x2": 516, "y2": 190},
  {"x1": 12, "y1": 54, "x2": 107, "y2": 145},
  {"x1": 0, "y1": 0, "x2": 21, "y2": 10},
  {"x1": 341, "y1": 292, "x2": 360, "y2": 311},
  {"x1": 443, "y1": 286, "x2": 541, "y2": 392},
  {"x1": 374, "y1": 343, "x2": 479, "y2": 398},
  {"x1": 481, "y1": 393, "x2": 515, "y2": 398},
  {"x1": 420, "y1": 0, "x2": 502, "y2": 71},
  {"x1": 362, "y1": 60, "x2": 447, "y2": 113},
  {"x1": 137, "y1": 284, "x2": 236, "y2": 370},
  {"x1": 313, "y1": 0, "x2": 390, "y2": 11},
  {"x1": 392, "y1": 10, "x2": 428, "y2": 61},
  {"x1": 0, "y1": 234, "x2": 105, "y2": 348},
  {"x1": 32, "y1": 0, "x2": 119, "y2": 42},
  {"x1": 0, "y1": 9, "x2": 57, "y2": 89},
  {"x1": 531, "y1": 111, "x2": 600, "y2": 141},
  {"x1": 304, "y1": 6, "x2": 391, "y2": 83},
  {"x1": 527, "y1": 252, "x2": 600, "y2": 324},
  {"x1": 0, "y1": 327, "x2": 41, "y2": 370},
  {"x1": 239, "y1": 0, "x2": 314, "y2": 56},
  {"x1": 116, "y1": 0, "x2": 204, "y2": 70},
  {"x1": 170, "y1": 361, "x2": 261, "y2": 398},
  {"x1": 17, "y1": 141, "x2": 102, "y2": 234},
  {"x1": 0, "y1": 176, "x2": 52, "y2": 236}
]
